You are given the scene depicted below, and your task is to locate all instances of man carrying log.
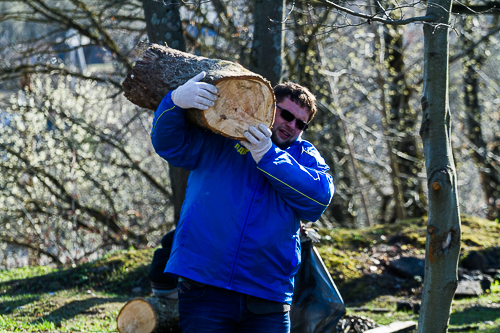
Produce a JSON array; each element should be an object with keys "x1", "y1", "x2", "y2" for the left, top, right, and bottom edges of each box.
[{"x1": 150, "y1": 71, "x2": 334, "y2": 333}]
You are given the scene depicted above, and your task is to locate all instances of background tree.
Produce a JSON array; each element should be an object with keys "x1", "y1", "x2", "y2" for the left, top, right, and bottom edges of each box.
[
  {"x1": 380, "y1": 24, "x2": 426, "y2": 221},
  {"x1": 1, "y1": 5, "x2": 499, "y2": 317},
  {"x1": 417, "y1": 0, "x2": 462, "y2": 328},
  {"x1": 142, "y1": 0, "x2": 189, "y2": 225},
  {"x1": 0, "y1": 0, "x2": 170, "y2": 266},
  {"x1": 0, "y1": 0, "x2": 282, "y2": 266},
  {"x1": 284, "y1": 6, "x2": 361, "y2": 227},
  {"x1": 297, "y1": 0, "x2": 494, "y2": 329},
  {"x1": 250, "y1": 0, "x2": 285, "y2": 86},
  {"x1": 142, "y1": 0, "x2": 185, "y2": 50},
  {"x1": 460, "y1": 17, "x2": 500, "y2": 222},
  {"x1": 0, "y1": 76, "x2": 169, "y2": 264}
]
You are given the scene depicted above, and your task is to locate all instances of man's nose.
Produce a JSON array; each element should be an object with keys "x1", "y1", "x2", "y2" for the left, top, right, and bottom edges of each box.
[{"x1": 285, "y1": 118, "x2": 296, "y2": 130}]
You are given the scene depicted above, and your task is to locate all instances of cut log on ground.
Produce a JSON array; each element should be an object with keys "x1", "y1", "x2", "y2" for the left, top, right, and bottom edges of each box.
[
  {"x1": 122, "y1": 42, "x2": 275, "y2": 140},
  {"x1": 116, "y1": 297, "x2": 180, "y2": 333}
]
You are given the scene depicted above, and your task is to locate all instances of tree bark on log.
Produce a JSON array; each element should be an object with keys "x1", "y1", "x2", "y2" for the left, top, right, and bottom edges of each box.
[
  {"x1": 117, "y1": 297, "x2": 180, "y2": 333},
  {"x1": 122, "y1": 42, "x2": 276, "y2": 140}
]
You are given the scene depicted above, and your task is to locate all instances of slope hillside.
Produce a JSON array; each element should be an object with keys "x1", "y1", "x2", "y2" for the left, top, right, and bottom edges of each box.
[
  {"x1": 0, "y1": 215, "x2": 499, "y2": 332},
  {"x1": 317, "y1": 215, "x2": 499, "y2": 303}
]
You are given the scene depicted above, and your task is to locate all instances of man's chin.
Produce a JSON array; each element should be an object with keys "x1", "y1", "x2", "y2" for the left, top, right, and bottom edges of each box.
[{"x1": 271, "y1": 133, "x2": 293, "y2": 149}]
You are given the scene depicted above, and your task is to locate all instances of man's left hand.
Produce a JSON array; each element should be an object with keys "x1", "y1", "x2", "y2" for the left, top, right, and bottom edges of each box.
[
  {"x1": 301, "y1": 222, "x2": 321, "y2": 243},
  {"x1": 240, "y1": 123, "x2": 272, "y2": 164}
]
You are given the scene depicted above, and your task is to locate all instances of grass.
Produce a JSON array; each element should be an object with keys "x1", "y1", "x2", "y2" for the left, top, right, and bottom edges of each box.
[
  {"x1": 1, "y1": 215, "x2": 499, "y2": 332},
  {"x1": 345, "y1": 292, "x2": 500, "y2": 332},
  {"x1": 0, "y1": 249, "x2": 154, "y2": 332},
  {"x1": 0, "y1": 290, "x2": 126, "y2": 332},
  {"x1": 316, "y1": 215, "x2": 500, "y2": 332}
]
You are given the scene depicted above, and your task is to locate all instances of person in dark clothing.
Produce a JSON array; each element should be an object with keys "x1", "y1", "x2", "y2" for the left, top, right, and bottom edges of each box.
[{"x1": 149, "y1": 230, "x2": 178, "y2": 298}]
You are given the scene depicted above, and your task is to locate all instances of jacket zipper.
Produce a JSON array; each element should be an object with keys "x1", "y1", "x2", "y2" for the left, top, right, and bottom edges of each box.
[{"x1": 227, "y1": 176, "x2": 262, "y2": 288}]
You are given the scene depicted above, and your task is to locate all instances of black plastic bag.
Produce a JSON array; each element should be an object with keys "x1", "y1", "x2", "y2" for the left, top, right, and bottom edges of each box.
[{"x1": 291, "y1": 240, "x2": 346, "y2": 333}]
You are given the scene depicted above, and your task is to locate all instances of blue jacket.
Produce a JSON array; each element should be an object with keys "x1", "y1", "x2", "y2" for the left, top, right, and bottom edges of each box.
[{"x1": 151, "y1": 92, "x2": 334, "y2": 304}]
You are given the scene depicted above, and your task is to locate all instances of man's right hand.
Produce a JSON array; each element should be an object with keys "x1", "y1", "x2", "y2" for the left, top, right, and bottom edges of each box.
[{"x1": 172, "y1": 71, "x2": 218, "y2": 110}]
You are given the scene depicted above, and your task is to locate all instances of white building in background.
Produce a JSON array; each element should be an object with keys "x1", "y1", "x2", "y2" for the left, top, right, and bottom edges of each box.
[{"x1": 56, "y1": 29, "x2": 113, "y2": 73}]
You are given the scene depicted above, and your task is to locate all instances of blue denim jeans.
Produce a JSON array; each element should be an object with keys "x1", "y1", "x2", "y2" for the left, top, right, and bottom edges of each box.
[{"x1": 178, "y1": 279, "x2": 290, "y2": 333}]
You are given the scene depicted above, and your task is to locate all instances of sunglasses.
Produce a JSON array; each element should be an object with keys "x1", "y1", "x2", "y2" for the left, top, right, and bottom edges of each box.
[{"x1": 276, "y1": 105, "x2": 309, "y2": 131}]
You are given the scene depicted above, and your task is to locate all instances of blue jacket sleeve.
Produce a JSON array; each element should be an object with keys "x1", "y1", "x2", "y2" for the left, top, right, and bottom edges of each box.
[
  {"x1": 150, "y1": 92, "x2": 205, "y2": 170},
  {"x1": 256, "y1": 142, "x2": 334, "y2": 222}
]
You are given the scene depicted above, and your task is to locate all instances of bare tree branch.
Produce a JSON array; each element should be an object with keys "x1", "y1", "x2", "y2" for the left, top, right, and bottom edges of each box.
[
  {"x1": 312, "y1": 0, "x2": 439, "y2": 25},
  {"x1": 0, "y1": 234, "x2": 63, "y2": 265}
]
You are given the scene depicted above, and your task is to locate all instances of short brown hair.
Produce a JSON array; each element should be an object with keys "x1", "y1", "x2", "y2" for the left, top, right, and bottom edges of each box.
[{"x1": 273, "y1": 82, "x2": 317, "y2": 122}]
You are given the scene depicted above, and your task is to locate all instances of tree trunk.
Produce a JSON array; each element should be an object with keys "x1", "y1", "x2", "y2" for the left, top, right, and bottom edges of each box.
[
  {"x1": 142, "y1": 0, "x2": 188, "y2": 225},
  {"x1": 123, "y1": 43, "x2": 275, "y2": 140},
  {"x1": 372, "y1": 23, "x2": 407, "y2": 223},
  {"x1": 462, "y1": 19, "x2": 500, "y2": 222},
  {"x1": 418, "y1": 0, "x2": 462, "y2": 331},
  {"x1": 169, "y1": 166, "x2": 189, "y2": 224},
  {"x1": 309, "y1": 14, "x2": 357, "y2": 228},
  {"x1": 384, "y1": 26, "x2": 426, "y2": 220},
  {"x1": 142, "y1": 0, "x2": 185, "y2": 51},
  {"x1": 317, "y1": 104, "x2": 357, "y2": 228},
  {"x1": 250, "y1": 0, "x2": 285, "y2": 86},
  {"x1": 117, "y1": 297, "x2": 180, "y2": 333}
]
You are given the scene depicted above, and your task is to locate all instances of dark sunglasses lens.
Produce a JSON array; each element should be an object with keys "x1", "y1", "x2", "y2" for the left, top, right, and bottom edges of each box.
[
  {"x1": 296, "y1": 121, "x2": 307, "y2": 131},
  {"x1": 279, "y1": 107, "x2": 308, "y2": 130},
  {"x1": 281, "y1": 109, "x2": 295, "y2": 122}
]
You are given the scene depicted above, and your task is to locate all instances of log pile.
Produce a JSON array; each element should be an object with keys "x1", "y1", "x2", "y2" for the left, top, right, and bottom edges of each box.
[
  {"x1": 122, "y1": 42, "x2": 275, "y2": 140},
  {"x1": 334, "y1": 315, "x2": 380, "y2": 332}
]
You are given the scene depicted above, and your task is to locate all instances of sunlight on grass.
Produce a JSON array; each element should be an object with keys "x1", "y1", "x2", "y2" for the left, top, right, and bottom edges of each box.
[
  {"x1": 450, "y1": 291, "x2": 500, "y2": 332},
  {"x1": 346, "y1": 290, "x2": 500, "y2": 331},
  {"x1": 0, "y1": 290, "x2": 129, "y2": 333},
  {"x1": 1, "y1": 218, "x2": 498, "y2": 332},
  {"x1": 0, "y1": 316, "x2": 57, "y2": 332},
  {"x1": 0, "y1": 266, "x2": 57, "y2": 283},
  {"x1": 490, "y1": 280, "x2": 500, "y2": 294}
]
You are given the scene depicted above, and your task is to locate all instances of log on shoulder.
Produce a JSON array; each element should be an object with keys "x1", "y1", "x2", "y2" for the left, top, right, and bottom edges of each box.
[
  {"x1": 122, "y1": 42, "x2": 275, "y2": 140},
  {"x1": 117, "y1": 297, "x2": 180, "y2": 333}
]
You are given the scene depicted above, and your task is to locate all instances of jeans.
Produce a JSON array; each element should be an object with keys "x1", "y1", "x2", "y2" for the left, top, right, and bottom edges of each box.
[{"x1": 178, "y1": 279, "x2": 290, "y2": 333}]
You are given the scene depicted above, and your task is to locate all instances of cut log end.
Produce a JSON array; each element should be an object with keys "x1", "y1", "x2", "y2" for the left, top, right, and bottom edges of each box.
[
  {"x1": 117, "y1": 298, "x2": 156, "y2": 333},
  {"x1": 117, "y1": 297, "x2": 180, "y2": 333},
  {"x1": 187, "y1": 77, "x2": 275, "y2": 140},
  {"x1": 122, "y1": 42, "x2": 275, "y2": 140}
]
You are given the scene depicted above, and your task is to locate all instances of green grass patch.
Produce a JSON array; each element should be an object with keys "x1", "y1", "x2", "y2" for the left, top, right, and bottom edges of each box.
[
  {"x1": 0, "y1": 266, "x2": 57, "y2": 283},
  {"x1": 1, "y1": 215, "x2": 499, "y2": 331},
  {"x1": 0, "y1": 290, "x2": 129, "y2": 332},
  {"x1": 344, "y1": 291, "x2": 500, "y2": 332},
  {"x1": 1, "y1": 248, "x2": 155, "y2": 332},
  {"x1": 0, "y1": 248, "x2": 154, "y2": 296}
]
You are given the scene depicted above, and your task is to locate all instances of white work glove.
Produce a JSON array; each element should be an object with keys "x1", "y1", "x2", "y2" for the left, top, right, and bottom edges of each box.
[
  {"x1": 301, "y1": 222, "x2": 321, "y2": 243},
  {"x1": 171, "y1": 71, "x2": 218, "y2": 110},
  {"x1": 240, "y1": 123, "x2": 272, "y2": 164}
]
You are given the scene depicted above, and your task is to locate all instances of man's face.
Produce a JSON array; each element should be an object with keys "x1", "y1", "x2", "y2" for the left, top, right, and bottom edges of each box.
[{"x1": 271, "y1": 97, "x2": 310, "y2": 149}]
